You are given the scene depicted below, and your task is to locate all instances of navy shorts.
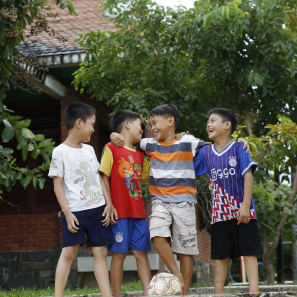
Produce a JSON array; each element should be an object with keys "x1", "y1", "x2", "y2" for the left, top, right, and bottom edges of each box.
[
  {"x1": 108, "y1": 218, "x2": 151, "y2": 254},
  {"x1": 61, "y1": 205, "x2": 114, "y2": 248},
  {"x1": 211, "y1": 219, "x2": 263, "y2": 260}
]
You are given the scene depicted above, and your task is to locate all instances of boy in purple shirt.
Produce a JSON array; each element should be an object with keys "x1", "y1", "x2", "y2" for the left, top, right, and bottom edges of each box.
[{"x1": 194, "y1": 108, "x2": 263, "y2": 294}]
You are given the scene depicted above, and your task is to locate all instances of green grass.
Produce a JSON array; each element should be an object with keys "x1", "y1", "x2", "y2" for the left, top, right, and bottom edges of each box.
[{"x1": 0, "y1": 280, "x2": 143, "y2": 297}]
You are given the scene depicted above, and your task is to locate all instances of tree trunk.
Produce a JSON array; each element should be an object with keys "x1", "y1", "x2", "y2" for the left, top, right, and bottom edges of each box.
[
  {"x1": 263, "y1": 226, "x2": 275, "y2": 284},
  {"x1": 293, "y1": 213, "x2": 297, "y2": 282},
  {"x1": 276, "y1": 234, "x2": 284, "y2": 283},
  {"x1": 275, "y1": 169, "x2": 284, "y2": 283},
  {"x1": 224, "y1": 259, "x2": 232, "y2": 286},
  {"x1": 244, "y1": 109, "x2": 253, "y2": 136},
  {"x1": 263, "y1": 257, "x2": 275, "y2": 285},
  {"x1": 292, "y1": 171, "x2": 297, "y2": 281}
]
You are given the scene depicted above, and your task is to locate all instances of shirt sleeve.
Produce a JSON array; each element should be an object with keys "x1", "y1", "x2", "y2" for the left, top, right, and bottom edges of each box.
[
  {"x1": 141, "y1": 155, "x2": 151, "y2": 182},
  {"x1": 181, "y1": 134, "x2": 208, "y2": 156},
  {"x1": 238, "y1": 144, "x2": 257, "y2": 176},
  {"x1": 139, "y1": 138, "x2": 149, "y2": 152},
  {"x1": 194, "y1": 149, "x2": 208, "y2": 176},
  {"x1": 99, "y1": 146, "x2": 114, "y2": 177},
  {"x1": 48, "y1": 148, "x2": 64, "y2": 178}
]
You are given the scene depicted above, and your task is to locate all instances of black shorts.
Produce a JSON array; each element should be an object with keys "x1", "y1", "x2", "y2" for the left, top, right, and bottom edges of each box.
[
  {"x1": 61, "y1": 205, "x2": 115, "y2": 248},
  {"x1": 211, "y1": 219, "x2": 263, "y2": 260}
]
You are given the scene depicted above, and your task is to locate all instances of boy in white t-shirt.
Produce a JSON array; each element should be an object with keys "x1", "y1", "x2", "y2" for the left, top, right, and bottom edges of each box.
[{"x1": 48, "y1": 102, "x2": 115, "y2": 297}]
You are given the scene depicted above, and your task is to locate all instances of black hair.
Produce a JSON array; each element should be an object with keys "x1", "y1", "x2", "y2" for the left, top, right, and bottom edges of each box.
[
  {"x1": 109, "y1": 110, "x2": 142, "y2": 133},
  {"x1": 149, "y1": 104, "x2": 180, "y2": 130},
  {"x1": 207, "y1": 108, "x2": 238, "y2": 134},
  {"x1": 64, "y1": 102, "x2": 96, "y2": 130}
]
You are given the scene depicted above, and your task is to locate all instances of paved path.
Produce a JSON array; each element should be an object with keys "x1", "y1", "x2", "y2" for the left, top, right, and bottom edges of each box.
[{"x1": 48, "y1": 285, "x2": 297, "y2": 297}]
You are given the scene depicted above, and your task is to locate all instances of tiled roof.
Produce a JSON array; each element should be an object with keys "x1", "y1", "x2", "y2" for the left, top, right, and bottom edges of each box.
[{"x1": 18, "y1": 0, "x2": 115, "y2": 58}]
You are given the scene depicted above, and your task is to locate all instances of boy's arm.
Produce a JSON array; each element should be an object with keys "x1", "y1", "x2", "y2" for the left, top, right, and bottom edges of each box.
[
  {"x1": 237, "y1": 169, "x2": 253, "y2": 225},
  {"x1": 53, "y1": 177, "x2": 79, "y2": 233},
  {"x1": 111, "y1": 132, "x2": 125, "y2": 147},
  {"x1": 99, "y1": 173, "x2": 117, "y2": 226},
  {"x1": 110, "y1": 132, "x2": 147, "y2": 152},
  {"x1": 176, "y1": 132, "x2": 251, "y2": 153},
  {"x1": 237, "y1": 144, "x2": 257, "y2": 224}
]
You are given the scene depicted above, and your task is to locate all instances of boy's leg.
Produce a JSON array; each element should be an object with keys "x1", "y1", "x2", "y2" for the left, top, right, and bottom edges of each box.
[
  {"x1": 150, "y1": 200, "x2": 184, "y2": 286},
  {"x1": 171, "y1": 202, "x2": 199, "y2": 292},
  {"x1": 108, "y1": 218, "x2": 132, "y2": 297},
  {"x1": 178, "y1": 254, "x2": 193, "y2": 295},
  {"x1": 214, "y1": 258, "x2": 229, "y2": 294},
  {"x1": 55, "y1": 245, "x2": 79, "y2": 297},
  {"x1": 92, "y1": 246, "x2": 112, "y2": 297},
  {"x1": 110, "y1": 252, "x2": 127, "y2": 297},
  {"x1": 153, "y1": 236, "x2": 184, "y2": 287},
  {"x1": 132, "y1": 250, "x2": 151, "y2": 296},
  {"x1": 243, "y1": 255, "x2": 259, "y2": 293}
]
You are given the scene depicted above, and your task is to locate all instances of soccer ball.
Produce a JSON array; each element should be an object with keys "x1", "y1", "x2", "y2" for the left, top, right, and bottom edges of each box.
[{"x1": 147, "y1": 272, "x2": 182, "y2": 296}]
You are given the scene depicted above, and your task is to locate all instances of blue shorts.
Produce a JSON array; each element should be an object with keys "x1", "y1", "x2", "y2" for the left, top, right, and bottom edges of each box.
[
  {"x1": 61, "y1": 205, "x2": 114, "y2": 248},
  {"x1": 108, "y1": 218, "x2": 151, "y2": 254}
]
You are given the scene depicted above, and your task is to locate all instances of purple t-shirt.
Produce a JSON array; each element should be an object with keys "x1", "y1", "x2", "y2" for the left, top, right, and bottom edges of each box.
[{"x1": 194, "y1": 141, "x2": 257, "y2": 224}]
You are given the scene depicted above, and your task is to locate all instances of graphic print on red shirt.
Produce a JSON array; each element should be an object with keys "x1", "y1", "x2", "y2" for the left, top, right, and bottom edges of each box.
[{"x1": 101, "y1": 143, "x2": 147, "y2": 219}]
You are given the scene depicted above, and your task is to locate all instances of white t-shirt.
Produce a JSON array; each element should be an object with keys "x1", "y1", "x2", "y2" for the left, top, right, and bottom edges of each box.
[{"x1": 48, "y1": 143, "x2": 105, "y2": 212}]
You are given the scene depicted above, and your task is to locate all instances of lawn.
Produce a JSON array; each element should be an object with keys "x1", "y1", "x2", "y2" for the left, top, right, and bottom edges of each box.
[{"x1": 0, "y1": 281, "x2": 143, "y2": 297}]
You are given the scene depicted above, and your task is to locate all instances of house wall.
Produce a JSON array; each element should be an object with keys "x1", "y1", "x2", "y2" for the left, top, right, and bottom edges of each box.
[{"x1": 0, "y1": 213, "x2": 60, "y2": 252}]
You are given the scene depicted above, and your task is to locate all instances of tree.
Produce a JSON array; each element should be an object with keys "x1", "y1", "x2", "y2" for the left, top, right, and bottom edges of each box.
[
  {"x1": 0, "y1": 0, "x2": 77, "y2": 201},
  {"x1": 74, "y1": 0, "x2": 297, "y2": 136}
]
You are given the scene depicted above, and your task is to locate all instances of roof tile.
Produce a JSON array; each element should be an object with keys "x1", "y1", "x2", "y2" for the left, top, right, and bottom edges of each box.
[{"x1": 18, "y1": 0, "x2": 115, "y2": 57}]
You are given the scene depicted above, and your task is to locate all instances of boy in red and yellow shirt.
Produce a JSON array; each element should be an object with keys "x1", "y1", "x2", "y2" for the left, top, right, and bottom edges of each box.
[{"x1": 99, "y1": 110, "x2": 151, "y2": 297}]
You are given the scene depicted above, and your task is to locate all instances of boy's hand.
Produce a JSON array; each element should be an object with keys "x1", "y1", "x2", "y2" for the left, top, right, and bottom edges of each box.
[
  {"x1": 110, "y1": 206, "x2": 118, "y2": 225},
  {"x1": 65, "y1": 212, "x2": 79, "y2": 233},
  {"x1": 102, "y1": 204, "x2": 112, "y2": 226},
  {"x1": 237, "y1": 138, "x2": 250, "y2": 153},
  {"x1": 175, "y1": 131, "x2": 189, "y2": 140},
  {"x1": 111, "y1": 132, "x2": 125, "y2": 147},
  {"x1": 237, "y1": 204, "x2": 250, "y2": 225}
]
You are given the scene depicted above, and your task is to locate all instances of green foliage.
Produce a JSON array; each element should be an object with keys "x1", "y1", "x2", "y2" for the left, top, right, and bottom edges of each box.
[
  {"x1": 139, "y1": 181, "x2": 150, "y2": 205},
  {"x1": 233, "y1": 115, "x2": 297, "y2": 233},
  {"x1": 74, "y1": 0, "x2": 297, "y2": 137},
  {"x1": 0, "y1": 1, "x2": 76, "y2": 200},
  {"x1": 253, "y1": 182, "x2": 296, "y2": 238},
  {"x1": 0, "y1": 104, "x2": 55, "y2": 197}
]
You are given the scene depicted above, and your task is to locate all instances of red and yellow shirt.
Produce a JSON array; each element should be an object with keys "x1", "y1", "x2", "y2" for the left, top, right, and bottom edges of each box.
[{"x1": 99, "y1": 142, "x2": 150, "y2": 219}]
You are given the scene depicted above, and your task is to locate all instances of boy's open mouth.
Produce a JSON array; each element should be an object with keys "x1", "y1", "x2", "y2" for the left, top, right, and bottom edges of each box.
[{"x1": 208, "y1": 128, "x2": 214, "y2": 135}]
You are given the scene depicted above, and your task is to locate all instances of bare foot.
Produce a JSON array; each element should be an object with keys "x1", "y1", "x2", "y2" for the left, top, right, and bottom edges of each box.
[{"x1": 174, "y1": 272, "x2": 184, "y2": 288}]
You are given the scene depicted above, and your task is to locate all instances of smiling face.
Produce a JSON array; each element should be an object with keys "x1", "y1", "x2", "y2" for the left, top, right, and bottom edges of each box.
[
  {"x1": 149, "y1": 115, "x2": 174, "y2": 142},
  {"x1": 127, "y1": 118, "x2": 143, "y2": 144},
  {"x1": 206, "y1": 113, "x2": 231, "y2": 140},
  {"x1": 79, "y1": 115, "x2": 96, "y2": 142}
]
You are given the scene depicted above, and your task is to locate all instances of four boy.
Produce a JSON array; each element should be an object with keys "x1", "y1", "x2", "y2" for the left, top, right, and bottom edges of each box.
[{"x1": 49, "y1": 102, "x2": 262, "y2": 296}]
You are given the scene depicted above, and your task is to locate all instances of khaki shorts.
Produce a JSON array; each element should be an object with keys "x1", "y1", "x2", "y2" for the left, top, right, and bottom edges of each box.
[{"x1": 149, "y1": 199, "x2": 199, "y2": 255}]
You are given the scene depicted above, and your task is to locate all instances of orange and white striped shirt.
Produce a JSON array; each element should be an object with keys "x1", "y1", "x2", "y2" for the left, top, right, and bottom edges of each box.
[{"x1": 139, "y1": 135, "x2": 207, "y2": 203}]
